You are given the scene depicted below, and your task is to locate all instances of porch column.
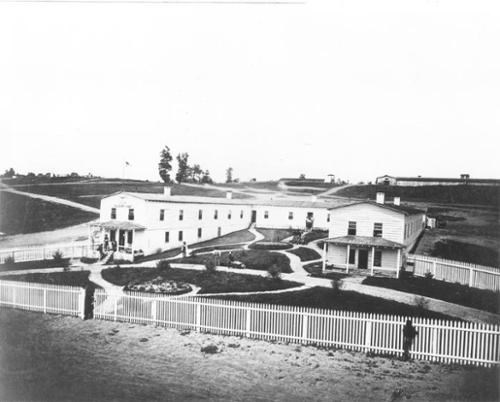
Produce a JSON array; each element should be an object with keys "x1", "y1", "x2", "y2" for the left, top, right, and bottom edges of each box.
[
  {"x1": 370, "y1": 246, "x2": 375, "y2": 276},
  {"x1": 396, "y1": 248, "x2": 401, "y2": 278},
  {"x1": 346, "y1": 244, "x2": 350, "y2": 274},
  {"x1": 131, "y1": 229, "x2": 135, "y2": 262},
  {"x1": 322, "y1": 242, "x2": 327, "y2": 273}
]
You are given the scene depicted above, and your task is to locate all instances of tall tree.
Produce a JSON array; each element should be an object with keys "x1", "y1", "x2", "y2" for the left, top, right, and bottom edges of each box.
[
  {"x1": 225, "y1": 167, "x2": 233, "y2": 183},
  {"x1": 158, "y1": 146, "x2": 173, "y2": 183},
  {"x1": 192, "y1": 164, "x2": 203, "y2": 182},
  {"x1": 176, "y1": 153, "x2": 190, "y2": 183}
]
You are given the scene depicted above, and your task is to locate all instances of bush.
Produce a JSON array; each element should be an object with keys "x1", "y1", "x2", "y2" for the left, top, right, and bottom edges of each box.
[
  {"x1": 268, "y1": 264, "x2": 281, "y2": 281},
  {"x1": 156, "y1": 260, "x2": 171, "y2": 271},
  {"x1": 3, "y1": 255, "x2": 15, "y2": 267},
  {"x1": 205, "y1": 256, "x2": 217, "y2": 274},
  {"x1": 424, "y1": 271, "x2": 434, "y2": 280},
  {"x1": 53, "y1": 250, "x2": 70, "y2": 269}
]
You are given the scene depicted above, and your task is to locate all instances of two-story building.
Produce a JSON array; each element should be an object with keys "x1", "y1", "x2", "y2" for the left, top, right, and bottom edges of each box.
[{"x1": 321, "y1": 193, "x2": 426, "y2": 277}]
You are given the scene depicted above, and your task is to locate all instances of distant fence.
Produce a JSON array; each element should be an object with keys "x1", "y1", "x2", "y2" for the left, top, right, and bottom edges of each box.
[
  {"x1": 408, "y1": 254, "x2": 500, "y2": 292},
  {"x1": 0, "y1": 280, "x2": 85, "y2": 317},
  {"x1": 93, "y1": 290, "x2": 500, "y2": 367},
  {"x1": 0, "y1": 245, "x2": 98, "y2": 264}
]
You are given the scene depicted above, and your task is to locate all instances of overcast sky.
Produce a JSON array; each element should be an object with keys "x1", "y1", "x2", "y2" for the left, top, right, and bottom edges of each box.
[{"x1": 0, "y1": 0, "x2": 499, "y2": 183}]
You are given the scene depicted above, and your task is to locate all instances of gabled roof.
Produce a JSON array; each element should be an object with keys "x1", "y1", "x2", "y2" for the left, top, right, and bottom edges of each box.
[{"x1": 328, "y1": 201, "x2": 425, "y2": 216}]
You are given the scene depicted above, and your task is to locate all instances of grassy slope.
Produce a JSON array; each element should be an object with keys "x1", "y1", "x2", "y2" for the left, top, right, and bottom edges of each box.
[
  {"x1": 218, "y1": 287, "x2": 452, "y2": 319},
  {"x1": 255, "y1": 228, "x2": 296, "y2": 242},
  {"x1": 362, "y1": 276, "x2": 500, "y2": 314},
  {"x1": 101, "y1": 267, "x2": 301, "y2": 293},
  {"x1": 0, "y1": 191, "x2": 98, "y2": 235},
  {"x1": 0, "y1": 271, "x2": 97, "y2": 288},
  {"x1": 287, "y1": 247, "x2": 321, "y2": 261}
]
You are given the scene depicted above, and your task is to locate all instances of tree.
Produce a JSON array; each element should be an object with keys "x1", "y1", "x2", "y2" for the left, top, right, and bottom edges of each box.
[
  {"x1": 158, "y1": 146, "x2": 173, "y2": 183},
  {"x1": 192, "y1": 164, "x2": 203, "y2": 183},
  {"x1": 299, "y1": 173, "x2": 306, "y2": 179},
  {"x1": 225, "y1": 167, "x2": 233, "y2": 183},
  {"x1": 2, "y1": 168, "x2": 15, "y2": 178},
  {"x1": 176, "y1": 153, "x2": 190, "y2": 183},
  {"x1": 201, "y1": 170, "x2": 213, "y2": 184}
]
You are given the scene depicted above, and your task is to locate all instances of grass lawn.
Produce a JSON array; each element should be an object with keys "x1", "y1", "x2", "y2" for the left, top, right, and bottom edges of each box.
[
  {"x1": 0, "y1": 191, "x2": 98, "y2": 235},
  {"x1": 172, "y1": 249, "x2": 292, "y2": 273},
  {"x1": 287, "y1": 247, "x2": 321, "y2": 261},
  {"x1": 134, "y1": 247, "x2": 182, "y2": 263},
  {"x1": 255, "y1": 228, "x2": 295, "y2": 242},
  {"x1": 362, "y1": 276, "x2": 500, "y2": 314},
  {"x1": 217, "y1": 287, "x2": 453, "y2": 319},
  {"x1": 190, "y1": 229, "x2": 255, "y2": 248},
  {"x1": 431, "y1": 239, "x2": 499, "y2": 267},
  {"x1": 302, "y1": 230, "x2": 328, "y2": 244},
  {"x1": 0, "y1": 271, "x2": 98, "y2": 288},
  {"x1": 248, "y1": 242, "x2": 293, "y2": 250},
  {"x1": 191, "y1": 244, "x2": 246, "y2": 254},
  {"x1": 0, "y1": 259, "x2": 72, "y2": 272},
  {"x1": 101, "y1": 267, "x2": 301, "y2": 294}
]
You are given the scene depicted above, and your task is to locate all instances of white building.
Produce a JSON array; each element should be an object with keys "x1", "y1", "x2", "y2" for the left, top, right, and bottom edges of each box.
[{"x1": 322, "y1": 193, "x2": 426, "y2": 277}]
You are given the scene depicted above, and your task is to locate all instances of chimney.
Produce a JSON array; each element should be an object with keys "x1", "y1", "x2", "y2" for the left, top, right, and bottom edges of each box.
[
  {"x1": 164, "y1": 186, "x2": 171, "y2": 197},
  {"x1": 394, "y1": 197, "x2": 400, "y2": 206},
  {"x1": 311, "y1": 195, "x2": 318, "y2": 202},
  {"x1": 376, "y1": 192, "x2": 385, "y2": 204},
  {"x1": 226, "y1": 191, "x2": 233, "y2": 199}
]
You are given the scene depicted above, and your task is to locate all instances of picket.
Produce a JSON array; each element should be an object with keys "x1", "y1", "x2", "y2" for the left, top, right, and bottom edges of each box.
[
  {"x1": 408, "y1": 254, "x2": 500, "y2": 292},
  {"x1": 0, "y1": 245, "x2": 98, "y2": 264}
]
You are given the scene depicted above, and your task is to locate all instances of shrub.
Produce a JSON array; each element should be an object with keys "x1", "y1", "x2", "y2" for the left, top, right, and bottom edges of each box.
[
  {"x1": 3, "y1": 255, "x2": 15, "y2": 267},
  {"x1": 268, "y1": 264, "x2": 282, "y2": 280},
  {"x1": 424, "y1": 271, "x2": 434, "y2": 280},
  {"x1": 53, "y1": 250, "x2": 70, "y2": 269},
  {"x1": 205, "y1": 256, "x2": 217, "y2": 274},
  {"x1": 156, "y1": 260, "x2": 171, "y2": 271}
]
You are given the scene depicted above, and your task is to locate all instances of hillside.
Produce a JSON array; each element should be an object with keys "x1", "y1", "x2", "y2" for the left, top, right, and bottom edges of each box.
[{"x1": 336, "y1": 184, "x2": 500, "y2": 207}]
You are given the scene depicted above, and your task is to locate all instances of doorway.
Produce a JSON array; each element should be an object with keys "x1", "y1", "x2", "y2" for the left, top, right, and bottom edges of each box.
[
  {"x1": 358, "y1": 249, "x2": 368, "y2": 269},
  {"x1": 251, "y1": 210, "x2": 257, "y2": 223}
]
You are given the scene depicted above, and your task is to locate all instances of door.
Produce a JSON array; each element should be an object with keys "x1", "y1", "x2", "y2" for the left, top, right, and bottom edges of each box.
[
  {"x1": 251, "y1": 210, "x2": 257, "y2": 223},
  {"x1": 118, "y1": 230, "x2": 126, "y2": 250},
  {"x1": 358, "y1": 249, "x2": 368, "y2": 269},
  {"x1": 306, "y1": 212, "x2": 314, "y2": 230}
]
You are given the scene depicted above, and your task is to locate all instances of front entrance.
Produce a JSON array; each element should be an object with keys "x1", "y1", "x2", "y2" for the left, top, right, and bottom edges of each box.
[
  {"x1": 358, "y1": 249, "x2": 368, "y2": 269},
  {"x1": 251, "y1": 210, "x2": 257, "y2": 223}
]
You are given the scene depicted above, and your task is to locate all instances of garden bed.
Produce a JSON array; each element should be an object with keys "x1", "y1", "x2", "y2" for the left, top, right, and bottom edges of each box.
[
  {"x1": 362, "y1": 276, "x2": 500, "y2": 314},
  {"x1": 0, "y1": 271, "x2": 99, "y2": 289},
  {"x1": 248, "y1": 242, "x2": 293, "y2": 251},
  {"x1": 191, "y1": 244, "x2": 246, "y2": 255},
  {"x1": 302, "y1": 262, "x2": 350, "y2": 280},
  {"x1": 171, "y1": 249, "x2": 292, "y2": 273},
  {"x1": 125, "y1": 276, "x2": 192, "y2": 295},
  {"x1": 287, "y1": 247, "x2": 321, "y2": 261},
  {"x1": 217, "y1": 287, "x2": 453, "y2": 319},
  {"x1": 101, "y1": 267, "x2": 301, "y2": 294}
]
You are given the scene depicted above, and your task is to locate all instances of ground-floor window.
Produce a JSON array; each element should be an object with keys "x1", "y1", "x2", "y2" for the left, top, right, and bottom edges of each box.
[
  {"x1": 165, "y1": 232, "x2": 169, "y2": 243},
  {"x1": 348, "y1": 249, "x2": 355, "y2": 264},
  {"x1": 198, "y1": 228, "x2": 202, "y2": 239},
  {"x1": 288, "y1": 211, "x2": 293, "y2": 220},
  {"x1": 374, "y1": 250, "x2": 382, "y2": 267},
  {"x1": 240, "y1": 210, "x2": 244, "y2": 219},
  {"x1": 178, "y1": 231, "x2": 183, "y2": 241},
  {"x1": 264, "y1": 211, "x2": 269, "y2": 219}
]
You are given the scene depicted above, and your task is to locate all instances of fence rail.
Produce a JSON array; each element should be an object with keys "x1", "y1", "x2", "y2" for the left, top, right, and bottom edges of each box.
[
  {"x1": 0, "y1": 245, "x2": 98, "y2": 264},
  {"x1": 408, "y1": 254, "x2": 500, "y2": 292},
  {"x1": 0, "y1": 280, "x2": 85, "y2": 317},
  {"x1": 93, "y1": 290, "x2": 500, "y2": 367}
]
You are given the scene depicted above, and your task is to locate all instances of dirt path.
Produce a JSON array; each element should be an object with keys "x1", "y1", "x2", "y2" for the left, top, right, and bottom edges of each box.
[{"x1": 0, "y1": 309, "x2": 497, "y2": 402}]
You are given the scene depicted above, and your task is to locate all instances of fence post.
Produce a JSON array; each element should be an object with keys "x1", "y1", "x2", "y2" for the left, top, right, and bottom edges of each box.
[
  {"x1": 196, "y1": 303, "x2": 201, "y2": 332},
  {"x1": 43, "y1": 288, "x2": 47, "y2": 313},
  {"x1": 432, "y1": 260, "x2": 437, "y2": 277},
  {"x1": 245, "y1": 308, "x2": 251, "y2": 337},
  {"x1": 151, "y1": 300, "x2": 157, "y2": 324},
  {"x1": 364, "y1": 320, "x2": 372, "y2": 353},
  {"x1": 469, "y1": 267, "x2": 474, "y2": 287},
  {"x1": 302, "y1": 313, "x2": 309, "y2": 342},
  {"x1": 78, "y1": 289, "x2": 85, "y2": 319}
]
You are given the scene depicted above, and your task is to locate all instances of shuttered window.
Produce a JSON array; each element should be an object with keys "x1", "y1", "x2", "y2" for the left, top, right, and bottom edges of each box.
[
  {"x1": 373, "y1": 223, "x2": 383, "y2": 237},
  {"x1": 348, "y1": 221, "x2": 356, "y2": 235}
]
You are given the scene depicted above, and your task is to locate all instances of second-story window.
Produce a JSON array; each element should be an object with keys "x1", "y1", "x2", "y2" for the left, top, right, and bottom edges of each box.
[
  {"x1": 240, "y1": 210, "x2": 244, "y2": 219},
  {"x1": 179, "y1": 210, "x2": 184, "y2": 221},
  {"x1": 288, "y1": 211, "x2": 294, "y2": 220},
  {"x1": 111, "y1": 208, "x2": 116, "y2": 220},
  {"x1": 198, "y1": 209, "x2": 203, "y2": 220},
  {"x1": 264, "y1": 211, "x2": 269, "y2": 219},
  {"x1": 373, "y1": 223, "x2": 383, "y2": 237},
  {"x1": 348, "y1": 221, "x2": 356, "y2": 235},
  {"x1": 160, "y1": 209, "x2": 165, "y2": 221},
  {"x1": 128, "y1": 208, "x2": 134, "y2": 221},
  {"x1": 228, "y1": 210, "x2": 232, "y2": 220},
  {"x1": 327, "y1": 213, "x2": 330, "y2": 223},
  {"x1": 214, "y1": 209, "x2": 218, "y2": 220}
]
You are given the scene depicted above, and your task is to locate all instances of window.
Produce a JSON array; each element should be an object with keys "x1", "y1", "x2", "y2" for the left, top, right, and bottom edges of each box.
[
  {"x1": 128, "y1": 208, "x2": 134, "y2": 221},
  {"x1": 264, "y1": 211, "x2": 269, "y2": 219},
  {"x1": 179, "y1": 210, "x2": 184, "y2": 221},
  {"x1": 240, "y1": 210, "x2": 244, "y2": 219},
  {"x1": 348, "y1": 221, "x2": 356, "y2": 235},
  {"x1": 165, "y1": 232, "x2": 169, "y2": 243},
  {"x1": 228, "y1": 210, "x2": 232, "y2": 220},
  {"x1": 288, "y1": 211, "x2": 294, "y2": 220},
  {"x1": 327, "y1": 213, "x2": 330, "y2": 223},
  {"x1": 178, "y1": 231, "x2": 183, "y2": 241},
  {"x1": 217, "y1": 227, "x2": 221, "y2": 237},
  {"x1": 160, "y1": 209, "x2": 165, "y2": 221},
  {"x1": 197, "y1": 228, "x2": 202, "y2": 239},
  {"x1": 198, "y1": 209, "x2": 203, "y2": 220},
  {"x1": 373, "y1": 223, "x2": 383, "y2": 237},
  {"x1": 374, "y1": 251, "x2": 382, "y2": 267},
  {"x1": 348, "y1": 249, "x2": 355, "y2": 264},
  {"x1": 111, "y1": 208, "x2": 116, "y2": 220},
  {"x1": 214, "y1": 209, "x2": 218, "y2": 220}
]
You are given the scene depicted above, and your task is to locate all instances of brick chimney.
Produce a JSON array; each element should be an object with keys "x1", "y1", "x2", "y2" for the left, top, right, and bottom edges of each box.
[{"x1": 376, "y1": 192, "x2": 385, "y2": 204}]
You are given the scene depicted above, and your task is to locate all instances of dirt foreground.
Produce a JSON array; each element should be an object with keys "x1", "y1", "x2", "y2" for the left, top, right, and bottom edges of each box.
[{"x1": 0, "y1": 309, "x2": 498, "y2": 402}]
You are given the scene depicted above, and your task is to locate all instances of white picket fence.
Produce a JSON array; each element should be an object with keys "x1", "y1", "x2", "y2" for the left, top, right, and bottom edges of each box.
[
  {"x1": 0, "y1": 280, "x2": 85, "y2": 317},
  {"x1": 0, "y1": 245, "x2": 98, "y2": 264},
  {"x1": 93, "y1": 290, "x2": 500, "y2": 367},
  {"x1": 408, "y1": 254, "x2": 500, "y2": 292}
]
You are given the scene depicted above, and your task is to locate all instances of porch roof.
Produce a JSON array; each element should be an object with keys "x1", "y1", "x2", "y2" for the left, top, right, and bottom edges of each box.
[
  {"x1": 92, "y1": 221, "x2": 146, "y2": 231},
  {"x1": 324, "y1": 235, "x2": 404, "y2": 249}
]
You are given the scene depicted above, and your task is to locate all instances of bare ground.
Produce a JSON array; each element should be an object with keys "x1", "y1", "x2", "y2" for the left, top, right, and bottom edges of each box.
[{"x1": 0, "y1": 309, "x2": 497, "y2": 402}]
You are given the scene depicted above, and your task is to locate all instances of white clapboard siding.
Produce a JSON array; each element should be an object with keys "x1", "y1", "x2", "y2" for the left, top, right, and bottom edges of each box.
[
  {"x1": 0, "y1": 245, "x2": 98, "y2": 264},
  {"x1": 93, "y1": 290, "x2": 500, "y2": 367},
  {"x1": 0, "y1": 280, "x2": 84, "y2": 317},
  {"x1": 408, "y1": 254, "x2": 500, "y2": 292}
]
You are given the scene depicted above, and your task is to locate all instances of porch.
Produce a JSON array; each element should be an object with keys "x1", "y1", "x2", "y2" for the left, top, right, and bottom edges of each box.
[{"x1": 321, "y1": 235, "x2": 405, "y2": 278}]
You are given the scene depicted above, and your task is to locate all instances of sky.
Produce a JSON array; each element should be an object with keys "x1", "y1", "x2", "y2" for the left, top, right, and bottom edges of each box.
[{"x1": 0, "y1": 0, "x2": 499, "y2": 183}]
